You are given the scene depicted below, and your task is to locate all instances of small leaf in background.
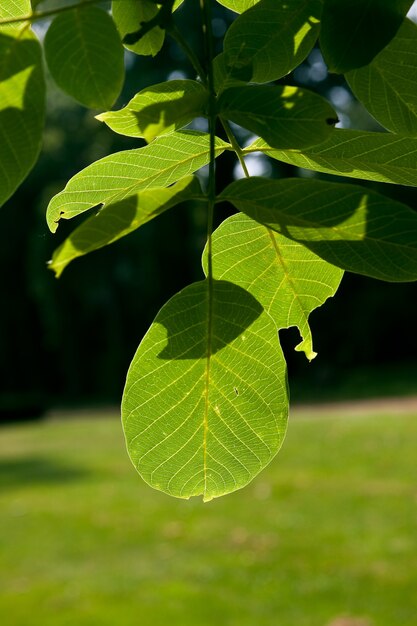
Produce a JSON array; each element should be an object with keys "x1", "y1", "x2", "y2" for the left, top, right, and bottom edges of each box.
[
  {"x1": 347, "y1": 19, "x2": 417, "y2": 135},
  {"x1": 122, "y1": 279, "x2": 288, "y2": 501},
  {"x1": 218, "y1": 85, "x2": 337, "y2": 149},
  {"x1": 216, "y1": 0, "x2": 260, "y2": 13},
  {"x1": 44, "y1": 6, "x2": 124, "y2": 109},
  {"x1": 0, "y1": 27, "x2": 45, "y2": 208},
  {"x1": 0, "y1": 0, "x2": 30, "y2": 27},
  {"x1": 97, "y1": 80, "x2": 208, "y2": 142},
  {"x1": 47, "y1": 131, "x2": 229, "y2": 231},
  {"x1": 223, "y1": 0, "x2": 322, "y2": 83},
  {"x1": 320, "y1": 0, "x2": 413, "y2": 73},
  {"x1": 220, "y1": 177, "x2": 417, "y2": 282},
  {"x1": 203, "y1": 214, "x2": 343, "y2": 360},
  {"x1": 49, "y1": 176, "x2": 203, "y2": 277},
  {"x1": 248, "y1": 130, "x2": 417, "y2": 187},
  {"x1": 112, "y1": 0, "x2": 164, "y2": 57}
]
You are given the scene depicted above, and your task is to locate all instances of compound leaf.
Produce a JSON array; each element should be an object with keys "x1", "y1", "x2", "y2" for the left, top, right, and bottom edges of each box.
[
  {"x1": 223, "y1": 0, "x2": 322, "y2": 83},
  {"x1": 320, "y1": 0, "x2": 413, "y2": 73},
  {"x1": 347, "y1": 19, "x2": 417, "y2": 135},
  {"x1": 47, "y1": 131, "x2": 229, "y2": 232},
  {"x1": 44, "y1": 6, "x2": 124, "y2": 109},
  {"x1": 220, "y1": 177, "x2": 417, "y2": 282},
  {"x1": 202, "y1": 213, "x2": 343, "y2": 360},
  {"x1": 248, "y1": 130, "x2": 417, "y2": 187},
  {"x1": 218, "y1": 84, "x2": 337, "y2": 149},
  {"x1": 122, "y1": 279, "x2": 288, "y2": 501},
  {"x1": 49, "y1": 176, "x2": 203, "y2": 277},
  {"x1": 0, "y1": 27, "x2": 45, "y2": 208},
  {"x1": 97, "y1": 80, "x2": 208, "y2": 142}
]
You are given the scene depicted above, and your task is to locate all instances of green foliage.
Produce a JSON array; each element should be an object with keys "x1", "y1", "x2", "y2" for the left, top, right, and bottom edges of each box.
[
  {"x1": 1, "y1": 0, "x2": 417, "y2": 500},
  {"x1": 44, "y1": 6, "x2": 124, "y2": 109}
]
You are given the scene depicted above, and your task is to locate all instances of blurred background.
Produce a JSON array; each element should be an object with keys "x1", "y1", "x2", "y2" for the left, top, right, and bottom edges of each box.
[
  {"x1": 1, "y1": 3, "x2": 417, "y2": 625},
  {"x1": 1, "y1": 0, "x2": 417, "y2": 420}
]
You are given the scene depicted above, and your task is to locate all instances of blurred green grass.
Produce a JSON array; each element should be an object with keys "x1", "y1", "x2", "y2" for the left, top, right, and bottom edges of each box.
[{"x1": 1, "y1": 410, "x2": 416, "y2": 626}]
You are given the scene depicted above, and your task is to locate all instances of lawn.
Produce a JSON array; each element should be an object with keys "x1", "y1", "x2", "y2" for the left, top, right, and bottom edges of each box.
[{"x1": 1, "y1": 408, "x2": 416, "y2": 626}]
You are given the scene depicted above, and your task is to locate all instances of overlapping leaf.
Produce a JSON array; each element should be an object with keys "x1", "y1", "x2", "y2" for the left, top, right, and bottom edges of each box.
[
  {"x1": 122, "y1": 279, "x2": 288, "y2": 501},
  {"x1": 220, "y1": 177, "x2": 417, "y2": 281},
  {"x1": 247, "y1": 130, "x2": 417, "y2": 187},
  {"x1": 223, "y1": 0, "x2": 322, "y2": 83},
  {"x1": 47, "y1": 131, "x2": 229, "y2": 232},
  {"x1": 320, "y1": 0, "x2": 413, "y2": 73},
  {"x1": 49, "y1": 176, "x2": 203, "y2": 278},
  {"x1": 202, "y1": 214, "x2": 343, "y2": 360},
  {"x1": 347, "y1": 19, "x2": 417, "y2": 135},
  {"x1": 112, "y1": 0, "x2": 164, "y2": 56},
  {"x1": 44, "y1": 6, "x2": 124, "y2": 109},
  {"x1": 0, "y1": 26, "x2": 45, "y2": 208},
  {"x1": 97, "y1": 80, "x2": 208, "y2": 142},
  {"x1": 218, "y1": 85, "x2": 337, "y2": 149}
]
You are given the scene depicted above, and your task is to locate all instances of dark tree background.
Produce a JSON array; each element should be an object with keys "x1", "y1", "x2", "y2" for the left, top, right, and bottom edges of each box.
[{"x1": 1, "y1": 1, "x2": 417, "y2": 418}]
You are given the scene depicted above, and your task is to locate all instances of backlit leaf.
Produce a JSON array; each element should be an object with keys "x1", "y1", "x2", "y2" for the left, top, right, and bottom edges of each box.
[
  {"x1": 320, "y1": 0, "x2": 413, "y2": 73},
  {"x1": 220, "y1": 177, "x2": 417, "y2": 282},
  {"x1": 0, "y1": 0, "x2": 30, "y2": 27},
  {"x1": 347, "y1": 19, "x2": 417, "y2": 135},
  {"x1": 218, "y1": 84, "x2": 337, "y2": 149},
  {"x1": 122, "y1": 279, "x2": 288, "y2": 501},
  {"x1": 47, "y1": 131, "x2": 229, "y2": 232},
  {"x1": 44, "y1": 6, "x2": 124, "y2": 109},
  {"x1": 112, "y1": 0, "x2": 164, "y2": 57},
  {"x1": 216, "y1": 0, "x2": 260, "y2": 12},
  {"x1": 202, "y1": 214, "x2": 343, "y2": 360},
  {"x1": 247, "y1": 130, "x2": 417, "y2": 187},
  {"x1": 223, "y1": 0, "x2": 322, "y2": 83},
  {"x1": 49, "y1": 176, "x2": 203, "y2": 277},
  {"x1": 0, "y1": 27, "x2": 45, "y2": 208},
  {"x1": 97, "y1": 80, "x2": 208, "y2": 142}
]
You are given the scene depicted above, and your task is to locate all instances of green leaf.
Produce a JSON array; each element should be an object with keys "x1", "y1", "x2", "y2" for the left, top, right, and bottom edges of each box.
[
  {"x1": 346, "y1": 19, "x2": 417, "y2": 135},
  {"x1": 247, "y1": 130, "x2": 417, "y2": 187},
  {"x1": 47, "y1": 131, "x2": 229, "y2": 232},
  {"x1": 122, "y1": 279, "x2": 288, "y2": 501},
  {"x1": 49, "y1": 176, "x2": 203, "y2": 278},
  {"x1": 216, "y1": 0, "x2": 260, "y2": 12},
  {"x1": 0, "y1": 0, "x2": 30, "y2": 28},
  {"x1": 112, "y1": 0, "x2": 164, "y2": 57},
  {"x1": 320, "y1": 0, "x2": 413, "y2": 73},
  {"x1": 220, "y1": 177, "x2": 417, "y2": 282},
  {"x1": 44, "y1": 6, "x2": 124, "y2": 109},
  {"x1": 96, "y1": 80, "x2": 208, "y2": 142},
  {"x1": 223, "y1": 0, "x2": 322, "y2": 83},
  {"x1": 218, "y1": 85, "x2": 337, "y2": 150},
  {"x1": 0, "y1": 27, "x2": 45, "y2": 208},
  {"x1": 202, "y1": 214, "x2": 343, "y2": 360}
]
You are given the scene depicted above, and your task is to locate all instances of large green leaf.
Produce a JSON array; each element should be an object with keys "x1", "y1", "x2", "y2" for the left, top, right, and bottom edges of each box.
[
  {"x1": 97, "y1": 80, "x2": 208, "y2": 142},
  {"x1": 202, "y1": 214, "x2": 343, "y2": 360},
  {"x1": 0, "y1": 0, "x2": 30, "y2": 27},
  {"x1": 49, "y1": 176, "x2": 203, "y2": 278},
  {"x1": 247, "y1": 130, "x2": 417, "y2": 187},
  {"x1": 223, "y1": 0, "x2": 322, "y2": 83},
  {"x1": 122, "y1": 279, "x2": 288, "y2": 501},
  {"x1": 218, "y1": 85, "x2": 337, "y2": 149},
  {"x1": 47, "y1": 131, "x2": 229, "y2": 232},
  {"x1": 0, "y1": 27, "x2": 45, "y2": 208},
  {"x1": 112, "y1": 0, "x2": 164, "y2": 57},
  {"x1": 320, "y1": 0, "x2": 413, "y2": 73},
  {"x1": 216, "y1": 0, "x2": 260, "y2": 12},
  {"x1": 44, "y1": 6, "x2": 124, "y2": 109},
  {"x1": 347, "y1": 19, "x2": 417, "y2": 135},
  {"x1": 219, "y1": 177, "x2": 417, "y2": 282}
]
